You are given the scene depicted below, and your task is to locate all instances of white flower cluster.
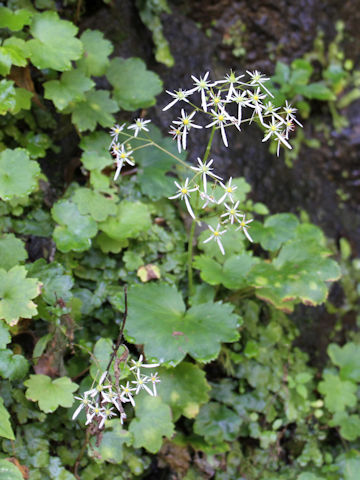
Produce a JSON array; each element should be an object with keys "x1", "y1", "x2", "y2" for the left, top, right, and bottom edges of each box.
[
  {"x1": 109, "y1": 119, "x2": 151, "y2": 180},
  {"x1": 164, "y1": 70, "x2": 302, "y2": 155},
  {"x1": 72, "y1": 355, "x2": 160, "y2": 430}
]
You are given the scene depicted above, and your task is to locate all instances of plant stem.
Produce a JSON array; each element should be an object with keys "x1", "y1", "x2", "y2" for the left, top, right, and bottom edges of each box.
[
  {"x1": 186, "y1": 126, "x2": 216, "y2": 298},
  {"x1": 105, "y1": 286, "x2": 128, "y2": 374}
]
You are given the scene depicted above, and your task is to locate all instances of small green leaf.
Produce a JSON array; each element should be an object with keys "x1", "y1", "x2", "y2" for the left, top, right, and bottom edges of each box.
[
  {"x1": 194, "y1": 401, "x2": 242, "y2": 444},
  {"x1": 126, "y1": 283, "x2": 240, "y2": 365},
  {"x1": 251, "y1": 214, "x2": 299, "y2": 251},
  {"x1": 26, "y1": 259, "x2": 73, "y2": 304},
  {"x1": 90, "y1": 419, "x2": 131, "y2": 463},
  {"x1": 336, "y1": 451, "x2": 360, "y2": 480},
  {"x1": 99, "y1": 201, "x2": 152, "y2": 241},
  {"x1": 297, "y1": 82, "x2": 336, "y2": 101},
  {"x1": 107, "y1": 57, "x2": 162, "y2": 110},
  {"x1": 0, "y1": 79, "x2": 16, "y2": 115},
  {"x1": 0, "y1": 459, "x2": 23, "y2": 480},
  {"x1": 71, "y1": 90, "x2": 117, "y2": 132},
  {"x1": 158, "y1": 362, "x2": 210, "y2": 420},
  {"x1": 12, "y1": 87, "x2": 33, "y2": 114},
  {"x1": 290, "y1": 59, "x2": 313, "y2": 85},
  {"x1": 0, "y1": 266, "x2": 40, "y2": 326},
  {"x1": 0, "y1": 398, "x2": 15, "y2": 440},
  {"x1": 24, "y1": 374, "x2": 78, "y2": 413},
  {"x1": 28, "y1": 12, "x2": 83, "y2": 71},
  {"x1": 331, "y1": 412, "x2": 360, "y2": 441},
  {"x1": 0, "y1": 7, "x2": 32, "y2": 31},
  {"x1": 0, "y1": 349, "x2": 29, "y2": 380},
  {"x1": 52, "y1": 200, "x2": 98, "y2": 252},
  {"x1": 2, "y1": 37, "x2": 29, "y2": 67},
  {"x1": 129, "y1": 394, "x2": 174, "y2": 453},
  {"x1": 328, "y1": 342, "x2": 360, "y2": 382},
  {"x1": 0, "y1": 148, "x2": 40, "y2": 200},
  {"x1": 72, "y1": 187, "x2": 117, "y2": 222},
  {"x1": 318, "y1": 373, "x2": 357, "y2": 413},
  {"x1": 78, "y1": 29, "x2": 113, "y2": 76},
  {"x1": 44, "y1": 70, "x2": 94, "y2": 111},
  {"x1": 0, "y1": 234, "x2": 27, "y2": 270}
]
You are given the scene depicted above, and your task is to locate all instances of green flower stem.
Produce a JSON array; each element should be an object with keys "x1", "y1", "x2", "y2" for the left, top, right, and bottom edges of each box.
[{"x1": 187, "y1": 125, "x2": 216, "y2": 298}]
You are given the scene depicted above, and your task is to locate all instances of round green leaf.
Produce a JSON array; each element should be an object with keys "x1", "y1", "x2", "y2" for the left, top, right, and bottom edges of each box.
[
  {"x1": 0, "y1": 148, "x2": 40, "y2": 200},
  {"x1": 107, "y1": 57, "x2": 162, "y2": 110},
  {"x1": 44, "y1": 69, "x2": 94, "y2": 111},
  {"x1": 28, "y1": 12, "x2": 83, "y2": 71},
  {"x1": 194, "y1": 401, "x2": 242, "y2": 444},
  {"x1": 328, "y1": 342, "x2": 360, "y2": 382},
  {"x1": 99, "y1": 201, "x2": 151, "y2": 241},
  {"x1": 0, "y1": 266, "x2": 40, "y2": 326},
  {"x1": 72, "y1": 187, "x2": 117, "y2": 222},
  {"x1": 71, "y1": 90, "x2": 117, "y2": 132},
  {"x1": 24, "y1": 374, "x2": 78, "y2": 413},
  {"x1": 158, "y1": 362, "x2": 210, "y2": 420},
  {"x1": 0, "y1": 349, "x2": 29, "y2": 380},
  {"x1": 126, "y1": 283, "x2": 241, "y2": 365},
  {"x1": 78, "y1": 29, "x2": 113, "y2": 76},
  {"x1": 51, "y1": 200, "x2": 98, "y2": 252},
  {"x1": 129, "y1": 394, "x2": 174, "y2": 453},
  {"x1": 0, "y1": 7, "x2": 32, "y2": 31},
  {"x1": 0, "y1": 234, "x2": 27, "y2": 270},
  {"x1": 318, "y1": 373, "x2": 357, "y2": 413},
  {"x1": 89, "y1": 419, "x2": 131, "y2": 463}
]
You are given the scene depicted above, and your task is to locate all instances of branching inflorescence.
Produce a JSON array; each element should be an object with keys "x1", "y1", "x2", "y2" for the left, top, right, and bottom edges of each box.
[{"x1": 109, "y1": 70, "x2": 303, "y2": 255}]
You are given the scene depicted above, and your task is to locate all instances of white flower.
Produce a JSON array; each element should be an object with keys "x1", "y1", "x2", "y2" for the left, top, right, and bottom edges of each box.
[
  {"x1": 168, "y1": 178, "x2": 198, "y2": 220},
  {"x1": 218, "y1": 177, "x2": 237, "y2": 204},
  {"x1": 247, "y1": 87, "x2": 267, "y2": 124},
  {"x1": 109, "y1": 123, "x2": 125, "y2": 145},
  {"x1": 119, "y1": 412, "x2": 127, "y2": 425},
  {"x1": 207, "y1": 90, "x2": 227, "y2": 109},
  {"x1": 220, "y1": 201, "x2": 244, "y2": 224},
  {"x1": 101, "y1": 389, "x2": 122, "y2": 412},
  {"x1": 72, "y1": 393, "x2": 92, "y2": 420},
  {"x1": 88, "y1": 371, "x2": 110, "y2": 398},
  {"x1": 162, "y1": 88, "x2": 192, "y2": 111},
  {"x1": 172, "y1": 109, "x2": 202, "y2": 150},
  {"x1": 205, "y1": 107, "x2": 232, "y2": 147},
  {"x1": 246, "y1": 70, "x2": 274, "y2": 98},
  {"x1": 99, "y1": 406, "x2": 116, "y2": 429},
  {"x1": 85, "y1": 402, "x2": 102, "y2": 425},
  {"x1": 231, "y1": 90, "x2": 251, "y2": 125},
  {"x1": 235, "y1": 215, "x2": 254, "y2": 242},
  {"x1": 149, "y1": 372, "x2": 161, "y2": 396},
  {"x1": 128, "y1": 118, "x2": 151, "y2": 137},
  {"x1": 283, "y1": 101, "x2": 303, "y2": 127},
  {"x1": 203, "y1": 223, "x2": 227, "y2": 255},
  {"x1": 216, "y1": 71, "x2": 244, "y2": 101},
  {"x1": 168, "y1": 125, "x2": 183, "y2": 153},
  {"x1": 129, "y1": 354, "x2": 160, "y2": 377},
  {"x1": 120, "y1": 381, "x2": 136, "y2": 407},
  {"x1": 189, "y1": 72, "x2": 213, "y2": 111},
  {"x1": 190, "y1": 158, "x2": 222, "y2": 193},
  {"x1": 262, "y1": 118, "x2": 292, "y2": 150},
  {"x1": 132, "y1": 374, "x2": 154, "y2": 396}
]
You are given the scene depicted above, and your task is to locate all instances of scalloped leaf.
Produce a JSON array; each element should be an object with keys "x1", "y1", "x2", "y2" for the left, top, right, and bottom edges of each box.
[
  {"x1": 89, "y1": 419, "x2": 131, "y2": 463},
  {"x1": 0, "y1": 266, "x2": 40, "y2": 326},
  {"x1": 44, "y1": 69, "x2": 94, "y2": 111},
  {"x1": 99, "y1": 201, "x2": 151, "y2": 241},
  {"x1": 129, "y1": 394, "x2": 174, "y2": 453},
  {"x1": 251, "y1": 213, "x2": 299, "y2": 251},
  {"x1": 52, "y1": 200, "x2": 98, "y2": 252},
  {"x1": 28, "y1": 12, "x2": 83, "y2": 71},
  {"x1": 24, "y1": 374, "x2": 78, "y2": 413},
  {"x1": 0, "y1": 7, "x2": 32, "y2": 31},
  {"x1": 158, "y1": 362, "x2": 210, "y2": 420},
  {"x1": 79, "y1": 131, "x2": 113, "y2": 172},
  {"x1": 0, "y1": 398, "x2": 15, "y2": 440},
  {"x1": 318, "y1": 373, "x2": 357, "y2": 413},
  {"x1": 0, "y1": 148, "x2": 40, "y2": 200},
  {"x1": 0, "y1": 349, "x2": 29, "y2": 380},
  {"x1": 0, "y1": 234, "x2": 27, "y2": 270},
  {"x1": 107, "y1": 57, "x2": 162, "y2": 110},
  {"x1": 328, "y1": 342, "x2": 360, "y2": 382},
  {"x1": 26, "y1": 259, "x2": 73, "y2": 305},
  {"x1": 126, "y1": 283, "x2": 241, "y2": 366},
  {"x1": 72, "y1": 187, "x2": 117, "y2": 222},
  {"x1": 71, "y1": 90, "x2": 117, "y2": 132},
  {"x1": 77, "y1": 29, "x2": 113, "y2": 76}
]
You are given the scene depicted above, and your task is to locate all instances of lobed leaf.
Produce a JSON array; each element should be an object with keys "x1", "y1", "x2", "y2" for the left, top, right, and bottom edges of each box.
[
  {"x1": 0, "y1": 148, "x2": 40, "y2": 200},
  {"x1": 24, "y1": 374, "x2": 78, "y2": 413}
]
